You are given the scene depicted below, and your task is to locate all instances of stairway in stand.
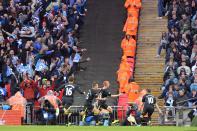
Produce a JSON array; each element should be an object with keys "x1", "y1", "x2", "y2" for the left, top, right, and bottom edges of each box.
[{"x1": 134, "y1": 0, "x2": 167, "y2": 125}]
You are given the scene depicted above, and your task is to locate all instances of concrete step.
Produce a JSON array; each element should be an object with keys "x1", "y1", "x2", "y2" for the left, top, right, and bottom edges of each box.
[{"x1": 134, "y1": 0, "x2": 166, "y2": 125}]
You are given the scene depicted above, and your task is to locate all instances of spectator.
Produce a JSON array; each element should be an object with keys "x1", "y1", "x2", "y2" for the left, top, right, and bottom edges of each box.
[
  {"x1": 179, "y1": 14, "x2": 191, "y2": 34},
  {"x1": 176, "y1": 89, "x2": 188, "y2": 107},
  {"x1": 156, "y1": 32, "x2": 169, "y2": 57},
  {"x1": 164, "y1": 92, "x2": 176, "y2": 121},
  {"x1": 177, "y1": 61, "x2": 191, "y2": 76},
  {"x1": 157, "y1": 0, "x2": 165, "y2": 19},
  {"x1": 20, "y1": 73, "x2": 37, "y2": 102},
  {"x1": 188, "y1": 89, "x2": 197, "y2": 107},
  {"x1": 37, "y1": 79, "x2": 55, "y2": 98},
  {"x1": 0, "y1": 0, "x2": 90, "y2": 103},
  {"x1": 191, "y1": 18, "x2": 197, "y2": 35},
  {"x1": 159, "y1": 0, "x2": 197, "y2": 111}
]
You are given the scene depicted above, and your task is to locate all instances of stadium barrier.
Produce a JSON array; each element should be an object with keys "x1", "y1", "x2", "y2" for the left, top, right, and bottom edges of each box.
[
  {"x1": 159, "y1": 106, "x2": 194, "y2": 126},
  {"x1": 11, "y1": 105, "x2": 126, "y2": 125}
]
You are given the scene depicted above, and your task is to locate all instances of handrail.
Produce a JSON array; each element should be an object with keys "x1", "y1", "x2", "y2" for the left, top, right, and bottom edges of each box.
[
  {"x1": 32, "y1": 105, "x2": 125, "y2": 108},
  {"x1": 176, "y1": 96, "x2": 197, "y2": 104},
  {"x1": 162, "y1": 106, "x2": 194, "y2": 110}
]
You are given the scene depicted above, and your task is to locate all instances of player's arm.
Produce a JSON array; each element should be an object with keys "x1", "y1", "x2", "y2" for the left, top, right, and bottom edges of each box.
[
  {"x1": 155, "y1": 103, "x2": 162, "y2": 114},
  {"x1": 140, "y1": 103, "x2": 144, "y2": 112},
  {"x1": 76, "y1": 85, "x2": 85, "y2": 95},
  {"x1": 106, "y1": 91, "x2": 122, "y2": 98},
  {"x1": 111, "y1": 93, "x2": 123, "y2": 98},
  {"x1": 55, "y1": 84, "x2": 65, "y2": 92}
]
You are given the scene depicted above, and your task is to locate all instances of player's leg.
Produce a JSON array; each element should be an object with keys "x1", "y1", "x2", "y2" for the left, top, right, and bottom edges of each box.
[
  {"x1": 107, "y1": 106, "x2": 113, "y2": 113},
  {"x1": 62, "y1": 97, "x2": 73, "y2": 125},
  {"x1": 63, "y1": 101, "x2": 72, "y2": 114},
  {"x1": 106, "y1": 105, "x2": 116, "y2": 125},
  {"x1": 147, "y1": 106, "x2": 154, "y2": 123},
  {"x1": 140, "y1": 106, "x2": 149, "y2": 125},
  {"x1": 141, "y1": 106, "x2": 148, "y2": 117},
  {"x1": 100, "y1": 108, "x2": 110, "y2": 126}
]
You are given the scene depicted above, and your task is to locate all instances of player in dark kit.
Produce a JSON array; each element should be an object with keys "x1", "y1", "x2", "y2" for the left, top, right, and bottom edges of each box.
[
  {"x1": 141, "y1": 89, "x2": 161, "y2": 124},
  {"x1": 97, "y1": 81, "x2": 121, "y2": 113},
  {"x1": 56, "y1": 76, "x2": 85, "y2": 109},
  {"x1": 79, "y1": 82, "x2": 101, "y2": 124},
  {"x1": 84, "y1": 82, "x2": 100, "y2": 111}
]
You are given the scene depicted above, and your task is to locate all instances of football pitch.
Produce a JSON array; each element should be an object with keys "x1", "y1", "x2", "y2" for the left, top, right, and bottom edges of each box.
[{"x1": 0, "y1": 126, "x2": 196, "y2": 131}]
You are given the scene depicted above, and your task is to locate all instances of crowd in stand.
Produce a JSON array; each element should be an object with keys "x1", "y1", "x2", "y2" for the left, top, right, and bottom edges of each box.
[
  {"x1": 157, "y1": 0, "x2": 197, "y2": 121},
  {"x1": 0, "y1": 0, "x2": 90, "y2": 105},
  {"x1": 0, "y1": 0, "x2": 129, "y2": 126}
]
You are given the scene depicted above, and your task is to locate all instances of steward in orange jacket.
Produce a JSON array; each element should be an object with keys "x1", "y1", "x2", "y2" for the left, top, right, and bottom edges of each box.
[
  {"x1": 123, "y1": 14, "x2": 138, "y2": 37},
  {"x1": 124, "y1": 0, "x2": 142, "y2": 18},
  {"x1": 126, "y1": 82, "x2": 140, "y2": 102},
  {"x1": 117, "y1": 70, "x2": 130, "y2": 93},
  {"x1": 124, "y1": 0, "x2": 142, "y2": 17},
  {"x1": 119, "y1": 61, "x2": 131, "y2": 77},
  {"x1": 119, "y1": 55, "x2": 131, "y2": 73},
  {"x1": 121, "y1": 35, "x2": 136, "y2": 57}
]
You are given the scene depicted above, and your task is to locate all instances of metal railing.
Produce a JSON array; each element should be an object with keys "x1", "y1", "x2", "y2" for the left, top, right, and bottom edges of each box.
[
  {"x1": 23, "y1": 105, "x2": 127, "y2": 125},
  {"x1": 159, "y1": 106, "x2": 195, "y2": 126}
]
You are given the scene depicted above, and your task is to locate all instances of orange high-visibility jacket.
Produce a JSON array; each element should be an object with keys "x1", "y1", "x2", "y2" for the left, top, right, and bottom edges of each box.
[
  {"x1": 119, "y1": 61, "x2": 132, "y2": 76},
  {"x1": 121, "y1": 37, "x2": 136, "y2": 57},
  {"x1": 135, "y1": 89, "x2": 147, "y2": 110},
  {"x1": 123, "y1": 16, "x2": 138, "y2": 36},
  {"x1": 127, "y1": 82, "x2": 140, "y2": 102},
  {"x1": 124, "y1": 0, "x2": 142, "y2": 17},
  {"x1": 117, "y1": 71, "x2": 130, "y2": 92}
]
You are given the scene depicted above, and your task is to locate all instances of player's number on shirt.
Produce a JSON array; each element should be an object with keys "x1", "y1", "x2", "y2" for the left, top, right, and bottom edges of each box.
[
  {"x1": 66, "y1": 88, "x2": 72, "y2": 96},
  {"x1": 148, "y1": 97, "x2": 154, "y2": 104}
]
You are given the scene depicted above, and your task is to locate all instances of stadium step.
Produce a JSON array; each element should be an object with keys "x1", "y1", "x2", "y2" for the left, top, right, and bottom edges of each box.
[{"x1": 134, "y1": 0, "x2": 167, "y2": 126}]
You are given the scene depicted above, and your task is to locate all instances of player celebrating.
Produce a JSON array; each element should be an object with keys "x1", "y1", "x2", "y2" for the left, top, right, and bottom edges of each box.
[
  {"x1": 84, "y1": 82, "x2": 100, "y2": 111},
  {"x1": 79, "y1": 82, "x2": 101, "y2": 125},
  {"x1": 56, "y1": 76, "x2": 85, "y2": 110},
  {"x1": 97, "y1": 81, "x2": 121, "y2": 112}
]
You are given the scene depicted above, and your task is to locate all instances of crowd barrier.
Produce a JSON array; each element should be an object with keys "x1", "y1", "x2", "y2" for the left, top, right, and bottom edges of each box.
[
  {"x1": 0, "y1": 104, "x2": 127, "y2": 125},
  {"x1": 159, "y1": 106, "x2": 195, "y2": 126}
]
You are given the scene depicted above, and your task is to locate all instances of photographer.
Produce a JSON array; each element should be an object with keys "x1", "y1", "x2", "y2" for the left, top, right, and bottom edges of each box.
[{"x1": 38, "y1": 90, "x2": 61, "y2": 125}]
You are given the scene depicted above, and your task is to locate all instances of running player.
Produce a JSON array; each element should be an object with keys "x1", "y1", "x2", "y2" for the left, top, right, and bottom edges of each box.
[
  {"x1": 141, "y1": 89, "x2": 161, "y2": 124},
  {"x1": 56, "y1": 76, "x2": 85, "y2": 109},
  {"x1": 97, "y1": 81, "x2": 121, "y2": 112},
  {"x1": 84, "y1": 81, "x2": 100, "y2": 111}
]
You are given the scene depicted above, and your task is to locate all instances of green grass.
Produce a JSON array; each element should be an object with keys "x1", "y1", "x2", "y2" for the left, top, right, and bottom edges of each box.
[{"x1": 0, "y1": 126, "x2": 196, "y2": 131}]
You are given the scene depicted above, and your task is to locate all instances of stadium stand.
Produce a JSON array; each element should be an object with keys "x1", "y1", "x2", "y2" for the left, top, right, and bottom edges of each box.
[
  {"x1": 0, "y1": 0, "x2": 90, "y2": 125},
  {"x1": 0, "y1": 0, "x2": 196, "y2": 127},
  {"x1": 156, "y1": 0, "x2": 197, "y2": 125}
]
